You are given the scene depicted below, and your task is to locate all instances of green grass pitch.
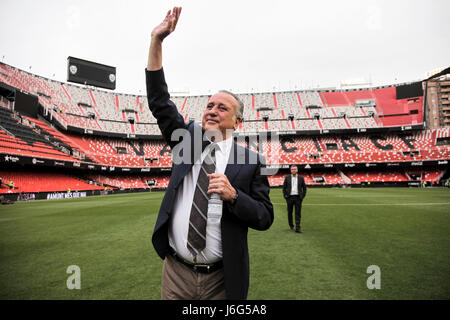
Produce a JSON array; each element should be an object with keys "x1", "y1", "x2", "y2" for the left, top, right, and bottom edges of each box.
[{"x1": 0, "y1": 187, "x2": 449, "y2": 299}]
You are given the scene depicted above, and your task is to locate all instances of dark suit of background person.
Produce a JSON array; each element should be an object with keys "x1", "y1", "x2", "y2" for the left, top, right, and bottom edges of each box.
[
  {"x1": 283, "y1": 166, "x2": 307, "y2": 233},
  {"x1": 146, "y1": 7, "x2": 273, "y2": 300}
]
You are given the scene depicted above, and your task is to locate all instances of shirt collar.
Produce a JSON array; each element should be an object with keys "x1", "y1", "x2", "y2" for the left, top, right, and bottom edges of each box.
[
  {"x1": 204, "y1": 135, "x2": 233, "y2": 155},
  {"x1": 215, "y1": 136, "x2": 233, "y2": 155}
]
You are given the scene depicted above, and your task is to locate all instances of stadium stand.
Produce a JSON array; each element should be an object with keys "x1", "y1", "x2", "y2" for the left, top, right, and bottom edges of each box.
[
  {"x1": 0, "y1": 171, "x2": 104, "y2": 193},
  {"x1": 65, "y1": 133, "x2": 171, "y2": 168},
  {"x1": 0, "y1": 62, "x2": 425, "y2": 137},
  {"x1": 345, "y1": 170, "x2": 410, "y2": 183},
  {"x1": 85, "y1": 174, "x2": 169, "y2": 190},
  {"x1": 0, "y1": 61, "x2": 449, "y2": 197},
  {"x1": 0, "y1": 107, "x2": 81, "y2": 162}
]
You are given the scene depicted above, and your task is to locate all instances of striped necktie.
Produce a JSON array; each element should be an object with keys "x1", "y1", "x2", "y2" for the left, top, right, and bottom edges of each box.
[{"x1": 187, "y1": 144, "x2": 216, "y2": 261}]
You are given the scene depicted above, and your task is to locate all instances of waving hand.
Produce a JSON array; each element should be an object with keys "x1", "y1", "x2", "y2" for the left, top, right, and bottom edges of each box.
[
  {"x1": 151, "y1": 7, "x2": 182, "y2": 41},
  {"x1": 147, "y1": 7, "x2": 182, "y2": 71}
]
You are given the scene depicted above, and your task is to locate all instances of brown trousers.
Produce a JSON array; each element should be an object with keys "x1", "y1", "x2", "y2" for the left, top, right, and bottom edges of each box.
[{"x1": 161, "y1": 255, "x2": 226, "y2": 300}]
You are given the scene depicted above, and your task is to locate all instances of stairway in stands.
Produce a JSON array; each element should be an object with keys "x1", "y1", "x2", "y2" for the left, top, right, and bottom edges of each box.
[
  {"x1": 0, "y1": 107, "x2": 49, "y2": 146},
  {"x1": 22, "y1": 115, "x2": 95, "y2": 163}
]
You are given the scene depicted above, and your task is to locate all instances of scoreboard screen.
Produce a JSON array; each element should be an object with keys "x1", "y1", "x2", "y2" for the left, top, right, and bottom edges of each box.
[
  {"x1": 67, "y1": 56, "x2": 116, "y2": 90},
  {"x1": 396, "y1": 81, "x2": 423, "y2": 100}
]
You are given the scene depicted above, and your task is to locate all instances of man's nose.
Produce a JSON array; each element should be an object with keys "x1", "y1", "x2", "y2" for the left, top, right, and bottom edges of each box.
[{"x1": 207, "y1": 106, "x2": 218, "y2": 116}]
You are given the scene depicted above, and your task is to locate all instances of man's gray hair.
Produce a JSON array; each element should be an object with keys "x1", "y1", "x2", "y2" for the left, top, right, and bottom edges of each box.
[{"x1": 219, "y1": 90, "x2": 244, "y2": 121}]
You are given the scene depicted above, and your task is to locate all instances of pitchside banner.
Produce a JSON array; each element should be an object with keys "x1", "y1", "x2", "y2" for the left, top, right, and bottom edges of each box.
[{"x1": 0, "y1": 153, "x2": 448, "y2": 173}]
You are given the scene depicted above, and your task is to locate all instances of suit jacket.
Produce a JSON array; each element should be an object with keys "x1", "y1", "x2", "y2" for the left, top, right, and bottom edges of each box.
[
  {"x1": 146, "y1": 68, "x2": 274, "y2": 300},
  {"x1": 282, "y1": 174, "x2": 307, "y2": 200}
]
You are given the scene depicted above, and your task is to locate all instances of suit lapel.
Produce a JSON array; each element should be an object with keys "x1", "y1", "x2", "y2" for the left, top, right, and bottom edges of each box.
[
  {"x1": 171, "y1": 122, "x2": 205, "y2": 189},
  {"x1": 224, "y1": 142, "x2": 242, "y2": 184}
]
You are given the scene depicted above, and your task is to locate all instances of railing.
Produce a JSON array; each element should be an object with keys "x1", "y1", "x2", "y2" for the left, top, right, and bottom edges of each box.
[{"x1": 0, "y1": 96, "x2": 12, "y2": 111}]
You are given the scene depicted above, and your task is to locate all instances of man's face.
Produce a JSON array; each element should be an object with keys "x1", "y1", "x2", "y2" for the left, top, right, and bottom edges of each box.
[
  {"x1": 202, "y1": 92, "x2": 240, "y2": 140},
  {"x1": 290, "y1": 166, "x2": 298, "y2": 175}
]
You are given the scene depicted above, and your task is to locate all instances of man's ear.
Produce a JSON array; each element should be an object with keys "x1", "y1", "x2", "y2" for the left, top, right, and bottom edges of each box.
[{"x1": 234, "y1": 117, "x2": 242, "y2": 130}]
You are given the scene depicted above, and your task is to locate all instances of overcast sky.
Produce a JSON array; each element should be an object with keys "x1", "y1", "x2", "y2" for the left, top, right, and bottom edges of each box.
[{"x1": 0, "y1": 0, "x2": 449, "y2": 96}]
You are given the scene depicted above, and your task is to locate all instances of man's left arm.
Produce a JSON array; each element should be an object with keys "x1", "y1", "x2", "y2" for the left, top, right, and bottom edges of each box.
[
  {"x1": 282, "y1": 176, "x2": 288, "y2": 199},
  {"x1": 300, "y1": 176, "x2": 307, "y2": 199}
]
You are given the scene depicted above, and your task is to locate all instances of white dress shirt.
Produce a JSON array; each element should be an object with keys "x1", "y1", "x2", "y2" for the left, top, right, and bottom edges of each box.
[
  {"x1": 290, "y1": 175, "x2": 298, "y2": 196},
  {"x1": 168, "y1": 137, "x2": 233, "y2": 264}
]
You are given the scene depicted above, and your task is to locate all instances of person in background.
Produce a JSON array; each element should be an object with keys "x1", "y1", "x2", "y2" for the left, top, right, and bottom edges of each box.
[{"x1": 283, "y1": 165, "x2": 307, "y2": 233}]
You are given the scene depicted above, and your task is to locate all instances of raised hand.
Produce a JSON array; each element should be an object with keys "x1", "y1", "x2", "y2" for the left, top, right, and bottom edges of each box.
[
  {"x1": 147, "y1": 7, "x2": 182, "y2": 71},
  {"x1": 151, "y1": 7, "x2": 182, "y2": 41}
]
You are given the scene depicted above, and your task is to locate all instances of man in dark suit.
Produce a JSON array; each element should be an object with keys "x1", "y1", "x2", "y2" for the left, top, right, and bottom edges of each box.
[
  {"x1": 146, "y1": 7, "x2": 273, "y2": 300},
  {"x1": 283, "y1": 165, "x2": 307, "y2": 233}
]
